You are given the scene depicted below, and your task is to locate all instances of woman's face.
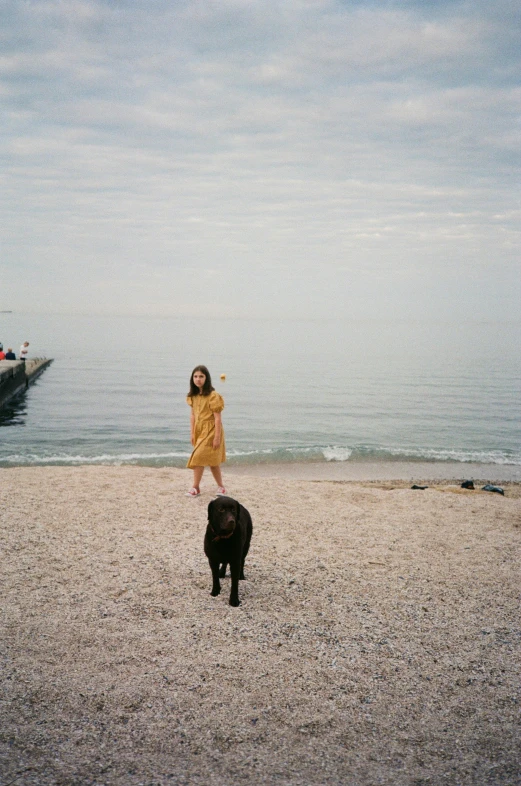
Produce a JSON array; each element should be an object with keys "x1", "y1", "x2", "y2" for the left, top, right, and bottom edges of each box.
[{"x1": 193, "y1": 371, "x2": 206, "y2": 390}]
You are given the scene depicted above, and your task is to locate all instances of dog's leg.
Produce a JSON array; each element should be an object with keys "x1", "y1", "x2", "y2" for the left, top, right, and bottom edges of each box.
[
  {"x1": 219, "y1": 562, "x2": 227, "y2": 578},
  {"x1": 209, "y1": 559, "x2": 221, "y2": 597},
  {"x1": 229, "y1": 558, "x2": 241, "y2": 606},
  {"x1": 240, "y1": 538, "x2": 250, "y2": 580}
]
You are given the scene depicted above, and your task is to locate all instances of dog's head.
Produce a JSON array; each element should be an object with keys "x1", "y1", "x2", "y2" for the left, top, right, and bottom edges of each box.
[{"x1": 208, "y1": 496, "x2": 240, "y2": 537}]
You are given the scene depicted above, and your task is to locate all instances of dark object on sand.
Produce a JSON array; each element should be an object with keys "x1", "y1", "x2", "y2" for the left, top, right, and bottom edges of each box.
[
  {"x1": 411, "y1": 485, "x2": 428, "y2": 490},
  {"x1": 481, "y1": 484, "x2": 504, "y2": 496},
  {"x1": 205, "y1": 496, "x2": 253, "y2": 607},
  {"x1": 461, "y1": 480, "x2": 475, "y2": 490}
]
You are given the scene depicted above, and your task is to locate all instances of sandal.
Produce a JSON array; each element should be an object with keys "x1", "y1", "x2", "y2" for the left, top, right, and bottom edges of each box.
[
  {"x1": 216, "y1": 487, "x2": 226, "y2": 496},
  {"x1": 186, "y1": 488, "x2": 200, "y2": 497}
]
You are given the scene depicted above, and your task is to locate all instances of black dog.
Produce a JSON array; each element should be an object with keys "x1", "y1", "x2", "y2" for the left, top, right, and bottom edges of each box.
[{"x1": 205, "y1": 496, "x2": 252, "y2": 607}]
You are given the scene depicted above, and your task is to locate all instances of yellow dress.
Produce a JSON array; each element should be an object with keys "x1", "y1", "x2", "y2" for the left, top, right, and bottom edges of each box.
[{"x1": 186, "y1": 390, "x2": 226, "y2": 468}]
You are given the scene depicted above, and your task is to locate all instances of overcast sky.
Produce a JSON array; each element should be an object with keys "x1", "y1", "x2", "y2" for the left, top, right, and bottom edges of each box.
[{"x1": 1, "y1": 0, "x2": 520, "y2": 320}]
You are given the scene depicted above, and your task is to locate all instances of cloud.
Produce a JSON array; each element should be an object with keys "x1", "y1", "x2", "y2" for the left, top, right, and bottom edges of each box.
[{"x1": 1, "y1": 0, "x2": 520, "y2": 319}]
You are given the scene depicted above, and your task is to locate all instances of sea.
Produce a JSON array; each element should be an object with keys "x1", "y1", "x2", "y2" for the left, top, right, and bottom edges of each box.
[{"x1": 0, "y1": 313, "x2": 520, "y2": 474}]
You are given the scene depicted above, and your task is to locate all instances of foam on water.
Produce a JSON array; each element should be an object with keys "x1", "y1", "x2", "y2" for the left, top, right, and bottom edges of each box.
[
  {"x1": 322, "y1": 446, "x2": 354, "y2": 462},
  {"x1": 1, "y1": 445, "x2": 520, "y2": 468},
  {"x1": 383, "y1": 446, "x2": 521, "y2": 465},
  {"x1": 0, "y1": 451, "x2": 190, "y2": 466}
]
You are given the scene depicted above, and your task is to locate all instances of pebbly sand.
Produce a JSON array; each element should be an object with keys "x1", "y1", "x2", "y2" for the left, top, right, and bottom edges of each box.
[{"x1": 1, "y1": 466, "x2": 520, "y2": 786}]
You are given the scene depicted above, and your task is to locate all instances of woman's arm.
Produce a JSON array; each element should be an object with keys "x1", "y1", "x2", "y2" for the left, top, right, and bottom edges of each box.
[
  {"x1": 190, "y1": 410, "x2": 196, "y2": 446},
  {"x1": 212, "y1": 412, "x2": 222, "y2": 450}
]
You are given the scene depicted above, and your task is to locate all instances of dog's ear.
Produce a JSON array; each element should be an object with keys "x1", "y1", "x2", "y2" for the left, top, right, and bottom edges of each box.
[
  {"x1": 236, "y1": 500, "x2": 241, "y2": 519},
  {"x1": 207, "y1": 500, "x2": 216, "y2": 521}
]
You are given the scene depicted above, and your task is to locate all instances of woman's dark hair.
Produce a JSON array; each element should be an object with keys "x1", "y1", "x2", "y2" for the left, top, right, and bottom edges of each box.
[{"x1": 188, "y1": 365, "x2": 215, "y2": 397}]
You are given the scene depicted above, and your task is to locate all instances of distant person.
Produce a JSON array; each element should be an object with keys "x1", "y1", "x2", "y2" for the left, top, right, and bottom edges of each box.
[
  {"x1": 5, "y1": 348, "x2": 16, "y2": 360},
  {"x1": 20, "y1": 341, "x2": 29, "y2": 362},
  {"x1": 0, "y1": 349, "x2": 5, "y2": 360},
  {"x1": 185, "y1": 365, "x2": 226, "y2": 497}
]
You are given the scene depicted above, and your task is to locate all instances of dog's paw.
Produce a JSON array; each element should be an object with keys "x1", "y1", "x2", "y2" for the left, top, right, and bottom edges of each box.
[
  {"x1": 229, "y1": 596, "x2": 240, "y2": 607},
  {"x1": 211, "y1": 586, "x2": 221, "y2": 597}
]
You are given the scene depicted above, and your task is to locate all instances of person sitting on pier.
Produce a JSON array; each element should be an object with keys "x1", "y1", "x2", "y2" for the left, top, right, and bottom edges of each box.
[
  {"x1": 5, "y1": 348, "x2": 16, "y2": 360},
  {"x1": 0, "y1": 349, "x2": 5, "y2": 360}
]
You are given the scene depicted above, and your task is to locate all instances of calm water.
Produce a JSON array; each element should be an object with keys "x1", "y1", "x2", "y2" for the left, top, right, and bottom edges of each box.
[{"x1": 0, "y1": 313, "x2": 520, "y2": 468}]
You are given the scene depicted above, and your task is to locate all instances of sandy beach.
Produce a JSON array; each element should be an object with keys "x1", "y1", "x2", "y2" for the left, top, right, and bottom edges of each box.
[{"x1": 1, "y1": 466, "x2": 520, "y2": 786}]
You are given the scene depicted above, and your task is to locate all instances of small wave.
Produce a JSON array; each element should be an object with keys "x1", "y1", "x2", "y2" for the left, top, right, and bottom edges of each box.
[
  {"x1": 229, "y1": 444, "x2": 521, "y2": 466},
  {"x1": 228, "y1": 447, "x2": 319, "y2": 457},
  {"x1": 0, "y1": 451, "x2": 190, "y2": 466},
  {"x1": 381, "y1": 446, "x2": 521, "y2": 465},
  {"x1": 1, "y1": 444, "x2": 519, "y2": 468},
  {"x1": 322, "y1": 446, "x2": 353, "y2": 462},
  {"x1": 227, "y1": 448, "x2": 276, "y2": 457}
]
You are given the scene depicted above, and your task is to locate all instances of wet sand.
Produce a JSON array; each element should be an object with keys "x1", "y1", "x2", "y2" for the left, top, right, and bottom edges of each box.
[
  {"x1": 1, "y1": 466, "x2": 520, "y2": 786},
  {"x1": 227, "y1": 459, "x2": 521, "y2": 483}
]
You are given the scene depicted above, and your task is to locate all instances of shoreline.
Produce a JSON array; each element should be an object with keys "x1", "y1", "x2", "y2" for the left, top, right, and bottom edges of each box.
[
  {"x1": 0, "y1": 458, "x2": 520, "y2": 484},
  {"x1": 226, "y1": 459, "x2": 521, "y2": 483}
]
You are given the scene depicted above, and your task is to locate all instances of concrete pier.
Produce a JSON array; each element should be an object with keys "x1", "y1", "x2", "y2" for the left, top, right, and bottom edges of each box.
[{"x1": 0, "y1": 358, "x2": 53, "y2": 409}]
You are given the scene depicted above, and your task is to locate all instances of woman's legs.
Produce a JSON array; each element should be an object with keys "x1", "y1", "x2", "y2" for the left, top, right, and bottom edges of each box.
[
  {"x1": 192, "y1": 466, "x2": 204, "y2": 490},
  {"x1": 210, "y1": 465, "x2": 224, "y2": 488}
]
